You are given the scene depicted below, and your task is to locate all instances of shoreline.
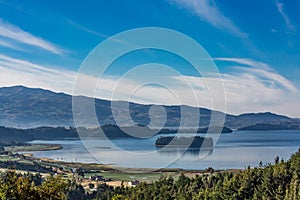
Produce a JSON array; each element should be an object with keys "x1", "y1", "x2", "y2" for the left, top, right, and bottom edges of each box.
[
  {"x1": 18, "y1": 151, "x2": 241, "y2": 174},
  {"x1": 4, "y1": 143, "x2": 63, "y2": 152}
]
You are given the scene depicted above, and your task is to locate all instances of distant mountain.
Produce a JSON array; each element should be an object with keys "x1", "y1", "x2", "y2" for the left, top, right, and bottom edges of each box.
[
  {"x1": 225, "y1": 112, "x2": 299, "y2": 130},
  {"x1": 238, "y1": 123, "x2": 300, "y2": 131},
  {"x1": 0, "y1": 86, "x2": 299, "y2": 129}
]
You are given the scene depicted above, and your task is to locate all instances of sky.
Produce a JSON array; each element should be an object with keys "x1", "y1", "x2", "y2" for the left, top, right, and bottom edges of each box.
[{"x1": 0, "y1": 0, "x2": 299, "y2": 117}]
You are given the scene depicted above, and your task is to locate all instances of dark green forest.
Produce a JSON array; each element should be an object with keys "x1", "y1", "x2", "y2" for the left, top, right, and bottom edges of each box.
[{"x1": 1, "y1": 148, "x2": 300, "y2": 200}]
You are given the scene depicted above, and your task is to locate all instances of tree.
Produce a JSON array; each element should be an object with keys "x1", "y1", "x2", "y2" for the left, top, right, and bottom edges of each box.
[
  {"x1": 38, "y1": 175, "x2": 70, "y2": 199},
  {"x1": 285, "y1": 172, "x2": 300, "y2": 200}
]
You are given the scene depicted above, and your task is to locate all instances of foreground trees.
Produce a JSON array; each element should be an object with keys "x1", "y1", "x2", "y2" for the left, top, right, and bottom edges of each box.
[
  {"x1": 0, "y1": 148, "x2": 300, "y2": 199},
  {"x1": 0, "y1": 172, "x2": 70, "y2": 199},
  {"x1": 107, "y1": 149, "x2": 300, "y2": 200}
]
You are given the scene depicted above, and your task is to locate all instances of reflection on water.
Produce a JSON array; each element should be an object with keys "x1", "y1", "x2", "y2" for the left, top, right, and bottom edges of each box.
[
  {"x1": 26, "y1": 130, "x2": 300, "y2": 169},
  {"x1": 157, "y1": 147, "x2": 213, "y2": 157}
]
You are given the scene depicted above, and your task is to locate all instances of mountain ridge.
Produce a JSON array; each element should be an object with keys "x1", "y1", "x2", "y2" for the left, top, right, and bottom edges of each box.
[{"x1": 0, "y1": 85, "x2": 298, "y2": 129}]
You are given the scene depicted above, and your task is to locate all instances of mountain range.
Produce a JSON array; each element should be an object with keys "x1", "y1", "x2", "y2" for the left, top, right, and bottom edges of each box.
[{"x1": 0, "y1": 85, "x2": 299, "y2": 129}]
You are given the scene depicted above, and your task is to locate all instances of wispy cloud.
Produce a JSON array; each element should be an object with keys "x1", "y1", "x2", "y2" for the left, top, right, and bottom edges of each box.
[
  {"x1": 174, "y1": 67, "x2": 298, "y2": 117},
  {"x1": 170, "y1": 0, "x2": 247, "y2": 37},
  {"x1": 67, "y1": 19, "x2": 109, "y2": 38},
  {"x1": 66, "y1": 19, "x2": 131, "y2": 46},
  {"x1": 215, "y1": 57, "x2": 297, "y2": 92},
  {"x1": 241, "y1": 67, "x2": 297, "y2": 93},
  {"x1": 0, "y1": 54, "x2": 75, "y2": 93},
  {"x1": 275, "y1": 0, "x2": 295, "y2": 32},
  {"x1": 0, "y1": 18, "x2": 66, "y2": 54},
  {"x1": 215, "y1": 57, "x2": 271, "y2": 70},
  {"x1": 0, "y1": 38, "x2": 24, "y2": 51}
]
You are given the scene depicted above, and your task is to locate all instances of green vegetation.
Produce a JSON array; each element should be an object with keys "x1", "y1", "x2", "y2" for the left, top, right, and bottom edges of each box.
[
  {"x1": 155, "y1": 136, "x2": 213, "y2": 148},
  {"x1": 0, "y1": 125, "x2": 233, "y2": 143},
  {"x1": 0, "y1": 148, "x2": 299, "y2": 199},
  {"x1": 4, "y1": 144, "x2": 62, "y2": 152},
  {"x1": 92, "y1": 172, "x2": 181, "y2": 183},
  {"x1": 100, "y1": 149, "x2": 300, "y2": 199},
  {"x1": 0, "y1": 171, "x2": 85, "y2": 200}
]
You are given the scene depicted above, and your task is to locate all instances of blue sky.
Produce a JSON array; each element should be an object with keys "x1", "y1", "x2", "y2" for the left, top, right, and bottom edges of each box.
[{"x1": 0, "y1": 0, "x2": 299, "y2": 117}]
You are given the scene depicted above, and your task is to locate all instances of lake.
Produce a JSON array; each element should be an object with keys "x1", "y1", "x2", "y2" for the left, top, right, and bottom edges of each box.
[{"x1": 27, "y1": 130, "x2": 300, "y2": 170}]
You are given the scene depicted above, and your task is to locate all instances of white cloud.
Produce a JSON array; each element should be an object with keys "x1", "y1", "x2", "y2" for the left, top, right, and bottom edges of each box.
[
  {"x1": 67, "y1": 19, "x2": 109, "y2": 38},
  {"x1": 170, "y1": 0, "x2": 247, "y2": 37},
  {"x1": 275, "y1": 1, "x2": 295, "y2": 32},
  {"x1": 0, "y1": 38, "x2": 24, "y2": 51},
  {"x1": 214, "y1": 57, "x2": 297, "y2": 92},
  {"x1": 67, "y1": 19, "x2": 130, "y2": 46},
  {"x1": 215, "y1": 57, "x2": 271, "y2": 70},
  {"x1": 241, "y1": 67, "x2": 297, "y2": 93},
  {"x1": 221, "y1": 71, "x2": 299, "y2": 117},
  {"x1": 0, "y1": 18, "x2": 66, "y2": 54},
  {"x1": 0, "y1": 54, "x2": 75, "y2": 93},
  {"x1": 0, "y1": 54, "x2": 299, "y2": 118},
  {"x1": 171, "y1": 66, "x2": 299, "y2": 117}
]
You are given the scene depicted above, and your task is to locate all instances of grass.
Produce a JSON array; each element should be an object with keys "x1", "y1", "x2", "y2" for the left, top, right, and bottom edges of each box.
[
  {"x1": 4, "y1": 144, "x2": 62, "y2": 152},
  {"x1": 0, "y1": 155, "x2": 20, "y2": 162},
  {"x1": 84, "y1": 171, "x2": 182, "y2": 182}
]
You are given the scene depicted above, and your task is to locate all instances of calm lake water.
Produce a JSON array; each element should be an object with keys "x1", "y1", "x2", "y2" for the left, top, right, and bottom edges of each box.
[{"x1": 27, "y1": 130, "x2": 300, "y2": 170}]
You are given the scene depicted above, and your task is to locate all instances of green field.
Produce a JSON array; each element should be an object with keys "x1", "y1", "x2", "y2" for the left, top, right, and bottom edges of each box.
[
  {"x1": 0, "y1": 155, "x2": 20, "y2": 162},
  {"x1": 84, "y1": 171, "x2": 182, "y2": 182},
  {"x1": 4, "y1": 144, "x2": 62, "y2": 152}
]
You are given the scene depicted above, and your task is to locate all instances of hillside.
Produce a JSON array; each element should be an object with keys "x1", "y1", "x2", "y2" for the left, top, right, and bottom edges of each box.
[
  {"x1": 238, "y1": 122, "x2": 300, "y2": 131},
  {"x1": 0, "y1": 125, "x2": 234, "y2": 142},
  {"x1": 0, "y1": 86, "x2": 298, "y2": 129}
]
